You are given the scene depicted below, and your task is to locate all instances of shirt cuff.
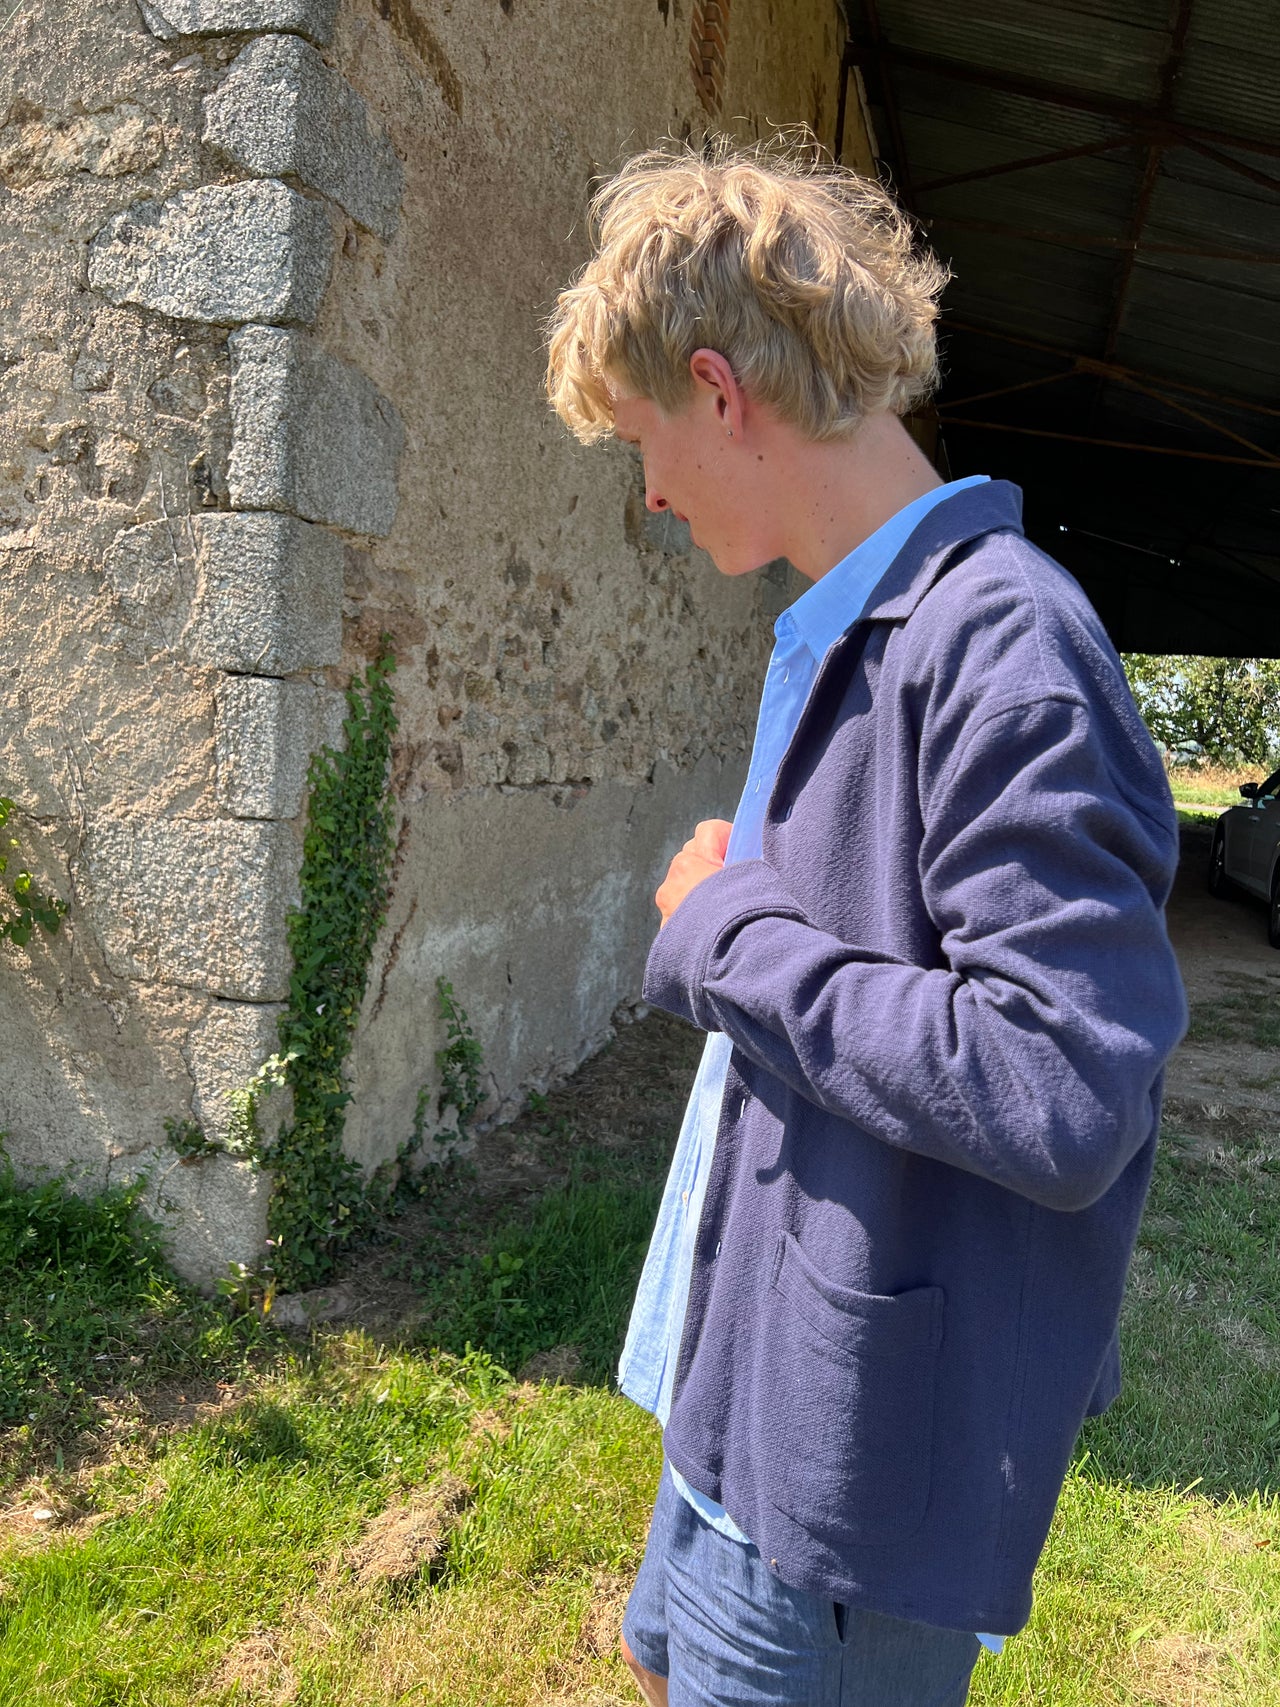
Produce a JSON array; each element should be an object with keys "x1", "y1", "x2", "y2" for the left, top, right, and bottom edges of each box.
[{"x1": 642, "y1": 858, "x2": 809, "y2": 1031}]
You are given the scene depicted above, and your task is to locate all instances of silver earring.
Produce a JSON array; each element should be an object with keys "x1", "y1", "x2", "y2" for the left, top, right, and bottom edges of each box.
[{"x1": 726, "y1": 429, "x2": 734, "y2": 438}]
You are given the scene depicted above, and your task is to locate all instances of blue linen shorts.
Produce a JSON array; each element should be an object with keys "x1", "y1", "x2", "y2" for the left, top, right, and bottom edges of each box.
[{"x1": 622, "y1": 1465, "x2": 982, "y2": 1707}]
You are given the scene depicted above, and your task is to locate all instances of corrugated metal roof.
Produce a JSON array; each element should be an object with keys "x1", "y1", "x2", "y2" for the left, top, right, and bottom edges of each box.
[
  {"x1": 840, "y1": 0, "x2": 1280, "y2": 652},
  {"x1": 873, "y1": 0, "x2": 1171, "y2": 103}
]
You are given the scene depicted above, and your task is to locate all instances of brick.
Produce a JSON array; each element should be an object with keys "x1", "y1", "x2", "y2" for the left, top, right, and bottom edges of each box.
[
  {"x1": 85, "y1": 818, "x2": 299, "y2": 1000},
  {"x1": 138, "y1": 0, "x2": 338, "y2": 46},
  {"x1": 188, "y1": 999, "x2": 291, "y2": 1143},
  {"x1": 190, "y1": 511, "x2": 344, "y2": 674},
  {"x1": 215, "y1": 673, "x2": 346, "y2": 818}
]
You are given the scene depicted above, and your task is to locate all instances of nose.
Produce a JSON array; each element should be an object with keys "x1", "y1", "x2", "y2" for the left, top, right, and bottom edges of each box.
[{"x1": 644, "y1": 480, "x2": 667, "y2": 514}]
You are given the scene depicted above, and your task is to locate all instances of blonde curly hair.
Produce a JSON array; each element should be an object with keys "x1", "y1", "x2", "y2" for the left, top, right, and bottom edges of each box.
[{"x1": 545, "y1": 137, "x2": 948, "y2": 444}]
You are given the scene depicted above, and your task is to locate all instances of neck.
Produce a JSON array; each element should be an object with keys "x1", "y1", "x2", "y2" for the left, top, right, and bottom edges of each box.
[{"x1": 772, "y1": 413, "x2": 943, "y2": 581}]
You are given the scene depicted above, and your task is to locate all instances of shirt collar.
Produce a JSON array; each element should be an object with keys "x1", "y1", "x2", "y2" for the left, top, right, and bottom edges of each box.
[{"x1": 781, "y1": 476, "x2": 990, "y2": 661}]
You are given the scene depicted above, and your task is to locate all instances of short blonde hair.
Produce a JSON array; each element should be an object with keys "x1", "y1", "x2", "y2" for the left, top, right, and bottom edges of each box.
[{"x1": 545, "y1": 138, "x2": 948, "y2": 444}]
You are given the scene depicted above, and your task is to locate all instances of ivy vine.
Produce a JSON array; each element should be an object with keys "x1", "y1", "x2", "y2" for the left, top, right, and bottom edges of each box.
[
  {"x1": 160, "y1": 646, "x2": 492, "y2": 1296},
  {"x1": 433, "y1": 977, "x2": 485, "y2": 1140},
  {"x1": 0, "y1": 798, "x2": 67, "y2": 947},
  {"x1": 265, "y1": 647, "x2": 399, "y2": 1290}
]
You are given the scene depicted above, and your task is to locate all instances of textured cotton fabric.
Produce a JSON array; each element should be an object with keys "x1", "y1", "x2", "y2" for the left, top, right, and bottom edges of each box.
[
  {"x1": 619, "y1": 478, "x2": 989, "y2": 1558},
  {"x1": 641, "y1": 480, "x2": 1187, "y2": 1635}
]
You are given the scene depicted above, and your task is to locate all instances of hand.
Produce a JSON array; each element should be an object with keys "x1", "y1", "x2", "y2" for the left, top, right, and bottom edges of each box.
[{"x1": 655, "y1": 819, "x2": 732, "y2": 927}]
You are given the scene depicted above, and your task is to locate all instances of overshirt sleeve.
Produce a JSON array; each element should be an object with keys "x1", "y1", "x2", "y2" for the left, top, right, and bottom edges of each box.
[{"x1": 642, "y1": 691, "x2": 1188, "y2": 1212}]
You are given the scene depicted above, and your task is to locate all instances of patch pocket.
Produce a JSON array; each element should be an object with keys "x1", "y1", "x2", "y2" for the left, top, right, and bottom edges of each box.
[{"x1": 756, "y1": 1234, "x2": 944, "y2": 1549}]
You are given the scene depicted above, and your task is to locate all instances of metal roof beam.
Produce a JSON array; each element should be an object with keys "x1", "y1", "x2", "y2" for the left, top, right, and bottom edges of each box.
[
  {"x1": 858, "y1": 2, "x2": 916, "y2": 205},
  {"x1": 945, "y1": 320, "x2": 1280, "y2": 421},
  {"x1": 928, "y1": 213, "x2": 1280, "y2": 263},
  {"x1": 1183, "y1": 139, "x2": 1280, "y2": 199},
  {"x1": 848, "y1": 40, "x2": 1280, "y2": 164},
  {"x1": 938, "y1": 417, "x2": 1280, "y2": 468},
  {"x1": 1101, "y1": 0, "x2": 1194, "y2": 366},
  {"x1": 914, "y1": 136, "x2": 1136, "y2": 196}
]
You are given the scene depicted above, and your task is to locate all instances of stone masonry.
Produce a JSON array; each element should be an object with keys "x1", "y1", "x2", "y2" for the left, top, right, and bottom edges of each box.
[
  {"x1": 1, "y1": 0, "x2": 857, "y2": 1283},
  {"x1": 1, "y1": 0, "x2": 405, "y2": 1280}
]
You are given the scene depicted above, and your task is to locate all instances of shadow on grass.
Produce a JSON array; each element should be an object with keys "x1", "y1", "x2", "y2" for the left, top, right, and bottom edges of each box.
[
  {"x1": 410, "y1": 1159, "x2": 663, "y2": 1387},
  {"x1": 205, "y1": 1400, "x2": 311, "y2": 1468},
  {"x1": 414, "y1": 1113, "x2": 1280, "y2": 1514},
  {"x1": 1077, "y1": 1119, "x2": 1280, "y2": 1505}
]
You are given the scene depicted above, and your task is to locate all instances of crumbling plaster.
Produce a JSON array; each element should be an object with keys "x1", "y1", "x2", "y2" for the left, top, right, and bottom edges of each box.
[{"x1": 0, "y1": 0, "x2": 856, "y2": 1279}]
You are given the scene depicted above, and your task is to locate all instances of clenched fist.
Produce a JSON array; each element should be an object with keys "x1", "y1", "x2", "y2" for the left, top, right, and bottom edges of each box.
[{"x1": 655, "y1": 818, "x2": 732, "y2": 927}]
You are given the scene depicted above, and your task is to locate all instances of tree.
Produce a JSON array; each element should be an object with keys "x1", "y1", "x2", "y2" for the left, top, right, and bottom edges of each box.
[{"x1": 1122, "y1": 655, "x2": 1280, "y2": 766}]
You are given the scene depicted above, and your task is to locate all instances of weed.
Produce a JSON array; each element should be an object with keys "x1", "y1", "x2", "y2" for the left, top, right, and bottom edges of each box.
[
  {"x1": 268, "y1": 649, "x2": 399, "y2": 1289},
  {"x1": 0, "y1": 797, "x2": 66, "y2": 948},
  {"x1": 434, "y1": 977, "x2": 485, "y2": 1140},
  {"x1": 1185, "y1": 992, "x2": 1280, "y2": 1053}
]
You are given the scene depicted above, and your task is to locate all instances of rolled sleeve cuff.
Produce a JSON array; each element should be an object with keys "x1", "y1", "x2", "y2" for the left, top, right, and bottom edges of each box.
[{"x1": 643, "y1": 859, "x2": 809, "y2": 1031}]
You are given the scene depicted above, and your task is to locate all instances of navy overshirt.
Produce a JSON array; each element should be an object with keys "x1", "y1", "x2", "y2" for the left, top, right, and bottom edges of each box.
[{"x1": 642, "y1": 480, "x2": 1187, "y2": 1634}]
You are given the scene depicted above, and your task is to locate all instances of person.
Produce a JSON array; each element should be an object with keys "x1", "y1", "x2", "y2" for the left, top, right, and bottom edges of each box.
[{"x1": 544, "y1": 139, "x2": 1187, "y2": 1707}]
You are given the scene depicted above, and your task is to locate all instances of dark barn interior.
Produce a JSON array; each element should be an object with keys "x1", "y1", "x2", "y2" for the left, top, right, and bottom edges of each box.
[{"x1": 838, "y1": 0, "x2": 1280, "y2": 659}]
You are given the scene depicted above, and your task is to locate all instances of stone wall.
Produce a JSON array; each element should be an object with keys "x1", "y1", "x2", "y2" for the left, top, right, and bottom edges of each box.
[{"x1": 0, "y1": 0, "x2": 861, "y2": 1283}]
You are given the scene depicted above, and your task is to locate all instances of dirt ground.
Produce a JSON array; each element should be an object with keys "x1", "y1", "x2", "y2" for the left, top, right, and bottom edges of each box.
[{"x1": 1163, "y1": 821, "x2": 1280, "y2": 1124}]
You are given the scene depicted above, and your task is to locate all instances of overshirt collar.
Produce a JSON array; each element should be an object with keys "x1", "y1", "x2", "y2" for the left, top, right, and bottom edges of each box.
[
  {"x1": 781, "y1": 478, "x2": 1002, "y2": 661},
  {"x1": 858, "y1": 480, "x2": 1026, "y2": 625}
]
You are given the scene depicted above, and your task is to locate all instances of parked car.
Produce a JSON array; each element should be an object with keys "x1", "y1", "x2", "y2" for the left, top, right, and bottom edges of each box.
[{"x1": 1207, "y1": 766, "x2": 1280, "y2": 947}]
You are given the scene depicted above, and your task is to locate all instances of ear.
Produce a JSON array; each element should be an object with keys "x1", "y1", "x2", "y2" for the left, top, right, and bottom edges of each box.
[{"x1": 689, "y1": 348, "x2": 746, "y2": 439}]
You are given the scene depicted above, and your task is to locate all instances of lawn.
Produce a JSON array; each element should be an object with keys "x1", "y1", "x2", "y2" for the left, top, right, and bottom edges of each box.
[
  {"x1": 1, "y1": 1042, "x2": 1278, "y2": 1705},
  {"x1": 1167, "y1": 763, "x2": 1259, "y2": 811}
]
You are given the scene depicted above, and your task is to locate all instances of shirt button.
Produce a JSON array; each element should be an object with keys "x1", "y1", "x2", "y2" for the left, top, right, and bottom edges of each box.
[
  {"x1": 681, "y1": 1190, "x2": 689, "y2": 1206},
  {"x1": 777, "y1": 803, "x2": 792, "y2": 822}
]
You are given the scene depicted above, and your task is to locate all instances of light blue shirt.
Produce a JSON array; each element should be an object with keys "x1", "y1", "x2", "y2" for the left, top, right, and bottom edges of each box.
[{"x1": 617, "y1": 475, "x2": 1005, "y2": 1654}]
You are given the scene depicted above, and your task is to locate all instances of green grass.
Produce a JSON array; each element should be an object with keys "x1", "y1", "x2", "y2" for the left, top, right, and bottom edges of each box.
[
  {"x1": 1080, "y1": 1126, "x2": 1280, "y2": 1498},
  {"x1": 1168, "y1": 767, "x2": 1256, "y2": 808},
  {"x1": 1, "y1": 1093, "x2": 1278, "y2": 1704},
  {"x1": 1176, "y1": 803, "x2": 1225, "y2": 826},
  {"x1": 0, "y1": 1341, "x2": 659, "y2": 1705},
  {"x1": 1185, "y1": 990, "x2": 1280, "y2": 1053},
  {"x1": 1171, "y1": 784, "x2": 1239, "y2": 808},
  {"x1": 0, "y1": 1160, "x2": 271, "y2": 1491},
  {"x1": 411, "y1": 1161, "x2": 662, "y2": 1386}
]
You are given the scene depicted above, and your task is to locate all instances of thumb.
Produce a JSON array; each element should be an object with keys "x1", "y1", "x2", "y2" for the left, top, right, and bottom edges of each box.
[{"x1": 693, "y1": 819, "x2": 731, "y2": 863}]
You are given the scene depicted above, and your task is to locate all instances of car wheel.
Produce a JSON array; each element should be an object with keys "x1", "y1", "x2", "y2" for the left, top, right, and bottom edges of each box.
[
  {"x1": 1269, "y1": 872, "x2": 1280, "y2": 950},
  {"x1": 1207, "y1": 826, "x2": 1232, "y2": 898}
]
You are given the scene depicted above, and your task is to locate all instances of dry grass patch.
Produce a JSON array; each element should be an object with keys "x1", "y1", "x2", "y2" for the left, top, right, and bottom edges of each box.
[
  {"x1": 1136, "y1": 1634, "x2": 1231, "y2": 1706},
  {"x1": 207, "y1": 1630, "x2": 297, "y2": 1705},
  {"x1": 346, "y1": 1472, "x2": 473, "y2": 1589},
  {"x1": 519, "y1": 1344, "x2": 585, "y2": 1385},
  {"x1": 573, "y1": 1567, "x2": 633, "y2": 1661}
]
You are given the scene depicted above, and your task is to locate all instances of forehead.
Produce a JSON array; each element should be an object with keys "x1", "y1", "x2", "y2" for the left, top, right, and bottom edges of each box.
[{"x1": 610, "y1": 390, "x2": 671, "y2": 442}]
